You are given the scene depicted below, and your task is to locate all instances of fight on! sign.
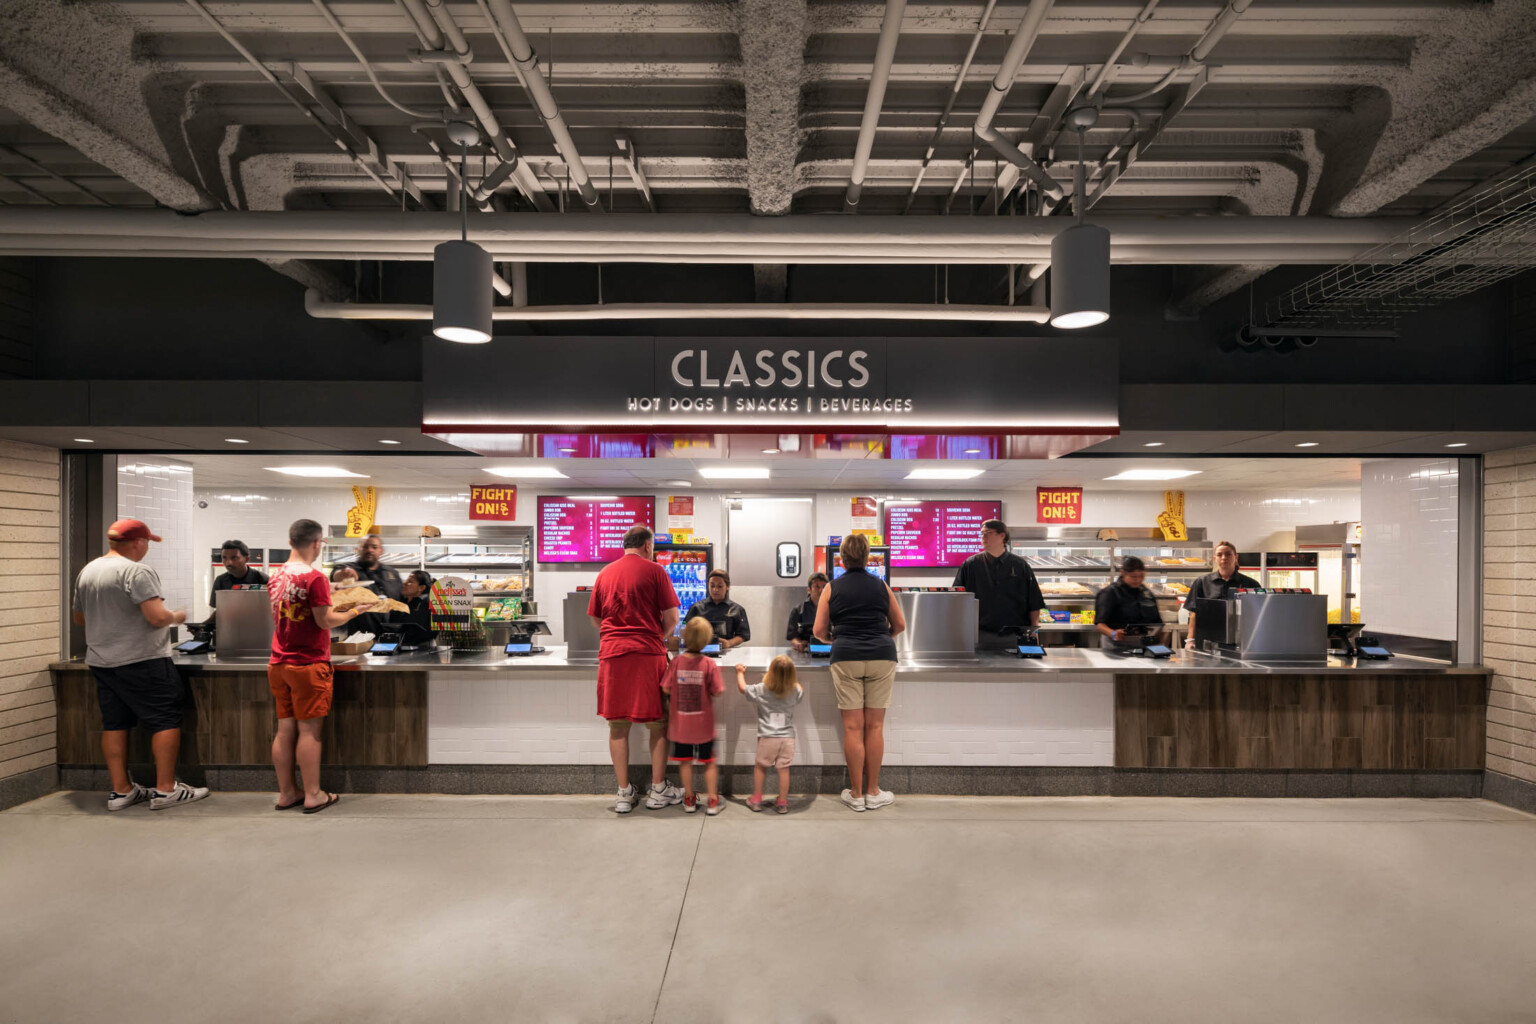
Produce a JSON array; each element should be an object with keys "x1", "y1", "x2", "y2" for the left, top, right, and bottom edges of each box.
[
  {"x1": 469, "y1": 485, "x2": 517, "y2": 521},
  {"x1": 1036, "y1": 487, "x2": 1083, "y2": 524}
]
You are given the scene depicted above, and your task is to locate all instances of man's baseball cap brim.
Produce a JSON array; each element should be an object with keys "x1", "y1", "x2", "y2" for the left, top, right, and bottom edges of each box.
[{"x1": 107, "y1": 518, "x2": 162, "y2": 543}]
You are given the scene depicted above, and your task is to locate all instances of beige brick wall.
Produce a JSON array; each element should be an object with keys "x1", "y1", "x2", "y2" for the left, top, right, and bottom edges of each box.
[
  {"x1": 0, "y1": 440, "x2": 58, "y2": 783},
  {"x1": 1484, "y1": 446, "x2": 1536, "y2": 784}
]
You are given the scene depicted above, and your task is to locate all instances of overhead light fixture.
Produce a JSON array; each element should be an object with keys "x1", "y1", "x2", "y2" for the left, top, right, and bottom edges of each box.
[
  {"x1": 265, "y1": 466, "x2": 369, "y2": 478},
  {"x1": 663, "y1": 480, "x2": 692, "y2": 487},
  {"x1": 485, "y1": 466, "x2": 568, "y2": 479},
  {"x1": 963, "y1": 448, "x2": 982, "y2": 455},
  {"x1": 761, "y1": 447, "x2": 781, "y2": 454},
  {"x1": 698, "y1": 467, "x2": 770, "y2": 479},
  {"x1": 1294, "y1": 442, "x2": 1319, "y2": 448},
  {"x1": 379, "y1": 439, "x2": 402, "y2": 445},
  {"x1": 1143, "y1": 442, "x2": 1165, "y2": 447},
  {"x1": 1050, "y1": 108, "x2": 1110, "y2": 330},
  {"x1": 225, "y1": 438, "x2": 249, "y2": 444},
  {"x1": 73, "y1": 438, "x2": 94, "y2": 443},
  {"x1": 1446, "y1": 442, "x2": 1468, "y2": 448},
  {"x1": 906, "y1": 468, "x2": 984, "y2": 480},
  {"x1": 558, "y1": 447, "x2": 578, "y2": 453},
  {"x1": 576, "y1": 495, "x2": 619, "y2": 501},
  {"x1": 1103, "y1": 469, "x2": 1202, "y2": 481},
  {"x1": 433, "y1": 123, "x2": 493, "y2": 344}
]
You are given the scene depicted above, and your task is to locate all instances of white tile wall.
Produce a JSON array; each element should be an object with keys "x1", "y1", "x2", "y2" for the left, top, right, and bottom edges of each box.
[
  {"x1": 1361, "y1": 458, "x2": 1459, "y2": 641},
  {"x1": 117, "y1": 458, "x2": 195, "y2": 618},
  {"x1": 428, "y1": 672, "x2": 1114, "y2": 767}
]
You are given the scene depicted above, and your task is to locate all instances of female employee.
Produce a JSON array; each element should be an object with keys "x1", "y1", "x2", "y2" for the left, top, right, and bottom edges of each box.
[
  {"x1": 684, "y1": 569, "x2": 751, "y2": 650},
  {"x1": 389, "y1": 570, "x2": 434, "y2": 633},
  {"x1": 1094, "y1": 555, "x2": 1166, "y2": 651}
]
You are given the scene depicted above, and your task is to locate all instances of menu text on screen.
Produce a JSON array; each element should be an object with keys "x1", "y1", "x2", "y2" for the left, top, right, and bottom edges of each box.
[
  {"x1": 537, "y1": 496, "x2": 657, "y2": 562},
  {"x1": 883, "y1": 500, "x2": 1002, "y2": 568}
]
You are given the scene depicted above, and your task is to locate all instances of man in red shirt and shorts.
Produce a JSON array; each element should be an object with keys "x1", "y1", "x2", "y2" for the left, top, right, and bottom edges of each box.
[
  {"x1": 267, "y1": 518, "x2": 365, "y2": 813},
  {"x1": 587, "y1": 524, "x2": 684, "y2": 813}
]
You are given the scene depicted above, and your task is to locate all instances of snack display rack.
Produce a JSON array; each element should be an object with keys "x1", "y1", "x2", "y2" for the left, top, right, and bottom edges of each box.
[{"x1": 324, "y1": 524, "x2": 534, "y2": 609}]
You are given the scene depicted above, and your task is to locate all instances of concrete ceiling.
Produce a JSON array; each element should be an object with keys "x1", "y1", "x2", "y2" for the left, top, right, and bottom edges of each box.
[{"x1": 1, "y1": 0, "x2": 1534, "y2": 312}]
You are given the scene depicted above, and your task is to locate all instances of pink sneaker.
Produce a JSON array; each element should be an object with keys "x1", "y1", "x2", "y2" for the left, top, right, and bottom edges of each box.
[
  {"x1": 776, "y1": 799, "x2": 789, "y2": 814},
  {"x1": 746, "y1": 796, "x2": 764, "y2": 812}
]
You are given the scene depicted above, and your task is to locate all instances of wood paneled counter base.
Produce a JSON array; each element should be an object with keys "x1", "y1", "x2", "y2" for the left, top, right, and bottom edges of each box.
[{"x1": 1115, "y1": 674, "x2": 1487, "y2": 770}]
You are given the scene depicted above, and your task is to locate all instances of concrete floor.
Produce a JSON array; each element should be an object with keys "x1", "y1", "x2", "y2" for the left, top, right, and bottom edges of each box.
[{"x1": 2, "y1": 794, "x2": 1534, "y2": 1024}]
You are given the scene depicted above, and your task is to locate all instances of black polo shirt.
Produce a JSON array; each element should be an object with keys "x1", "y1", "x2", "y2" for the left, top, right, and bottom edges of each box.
[
  {"x1": 353, "y1": 563, "x2": 403, "y2": 601},
  {"x1": 1186, "y1": 571, "x2": 1263, "y2": 604},
  {"x1": 952, "y1": 551, "x2": 1046, "y2": 633},
  {"x1": 785, "y1": 599, "x2": 818, "y2": 642},
  {"x1": 1094, "y1": 581, "x2": 1163, "y2": 630},
  {"x1": 209, "y1": 567, "x2": 268, "y2": 607},
  {"x1": 685, "y1": 598, "x2": 752, "y2": 642}
]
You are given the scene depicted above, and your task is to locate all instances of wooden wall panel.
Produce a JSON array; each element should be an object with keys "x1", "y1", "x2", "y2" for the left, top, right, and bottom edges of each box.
[
  {"x1": 53, "y1": 667, "x2": 427, "y2": 767},
  {"x1": 1115, "y1": 674, "x2": 1487, "y2": 770}
]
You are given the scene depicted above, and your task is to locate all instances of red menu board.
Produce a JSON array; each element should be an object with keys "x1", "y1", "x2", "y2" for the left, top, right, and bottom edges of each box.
[
  {"x1": 883, "y1": 500, "x2": 1002, "y2": 568},
  {"x1": 538, "y1": 495, "x2": 656, "y2": 562}
]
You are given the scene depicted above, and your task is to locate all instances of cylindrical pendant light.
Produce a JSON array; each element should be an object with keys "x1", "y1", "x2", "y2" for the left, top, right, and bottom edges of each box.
[
  {"x1": 1050, "y1": 109, "x2": 1110, "y2": 329},
  {"x1": 433, "y1": 124, "x2": 494, "y2": 343},
  {"x1": 433, "y1": 238, "x2": 493, "y2": 343}
]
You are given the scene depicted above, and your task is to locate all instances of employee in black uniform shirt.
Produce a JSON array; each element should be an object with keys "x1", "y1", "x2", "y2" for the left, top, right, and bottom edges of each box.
[
  {"x1": 206, "y1": 539, "x2": 268, "y2": 623},
  {"x1": 1094, "y1": 555, "x2": 1167, "y2": 651},
  {"x1": 389, "y1": 570, "x2": 434, "y2": 634},
  {"x1": 952, "y1": 520, "x2": 1046, "y2": 649},
  {"x1": 786, "y1": 572, "x2": 829, "y2": 652},
  {"x1": 684, "y1": 569, "x2": 752, "y2": 650},
  {"x1": 352, "y1": 534, "x2": 403, "y2": 601},
  {"x1": 1184, "y1": 540, "x2": 1261, "y2": 649}
]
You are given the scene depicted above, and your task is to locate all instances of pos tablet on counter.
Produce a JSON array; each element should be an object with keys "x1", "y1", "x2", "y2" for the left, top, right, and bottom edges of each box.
[
  {"x1": 702, "y1": 643, "x2": 722, "y2": 656},
  {"x1": 808, "y1": 643, "x2": 832, "y2": 658},
  {"x1": 1016, "y1": 643, "x2": 1046, "y2": 659},
  {"x1": 505, "y1": 641, "x2": 533, "y2": 655},
  {"x1": 174, "y1": 639, "x2": 209, "y2": 655}
]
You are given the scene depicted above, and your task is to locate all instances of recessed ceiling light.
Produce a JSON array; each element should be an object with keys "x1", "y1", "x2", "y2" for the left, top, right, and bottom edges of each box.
[
  {"x1": 761, "y1": 447, "x2": 781, "y2": 454},
  {"x1": 73, "y1": 438, "x2": 94, "y2": 443},
  {"x1": 558, "y1": 447, "x2": 578, "y2": 453},
  {"x1": 663, "y1": 480, "x2": 692, "y2": 487},
  {"x1": 1143, "y1": 441, "x2": 1165, "y2": 447},
  {"x1": 225, "y1": 438, "x2": 249, "y2": 444},
  {"x1": 906, "y1": 468, "x2": 984, "y2": 480},
  {"x1": 1294, "y1": 442, "x2": 1319, "y2": 448},
  {"x1": 379, "y1": 439, "x2": 402, "y2": 445},
  {"x1": 265, "y1": 466, "x2": 369, "y2": 478},
  {"x1": 1103, "y1": 469, "x2": 1202, "y2": 481},
  {"x1": 485, "y1": 466, "x2": 568, "y2": 479},
  {"x1": 699, "y1": 467, "x2": 770, "y2": 479},
  {"x1": 963, "y1": 448, "x2": 982, "y2": 455},
  {"x1": 1445, "y1": 442, "x2": 1468, "y2": 448}
]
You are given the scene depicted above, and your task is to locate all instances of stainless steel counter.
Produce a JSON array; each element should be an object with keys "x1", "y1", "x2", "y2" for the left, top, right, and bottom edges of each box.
[{"x1": 51, "y1": 648, "x2": 1489, "y2": 678}]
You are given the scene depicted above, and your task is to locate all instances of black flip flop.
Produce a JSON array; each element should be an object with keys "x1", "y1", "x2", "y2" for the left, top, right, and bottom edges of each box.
[
  {"x1": 303, "y1": 792, "x2": 341, "y2": 815},
  {"x1": 274, "y1": 798, "x2": 304, "y2": 811}
]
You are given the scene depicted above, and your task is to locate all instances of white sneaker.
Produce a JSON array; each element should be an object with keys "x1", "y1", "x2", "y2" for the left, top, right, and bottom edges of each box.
[
  {"x1": 106, "y1": 782, "x2": 151, "y2": 812},
  {"x1": 864, "y1": 788, "x2": 895, "y2": 810},
  {"x1": 840, "y1": 789, "x2": 866, "y2": 812},
  {"x1": 150, "y1": 780, "x2": 209, "y2": 810},
  {"x1": 645, "y1": 782, "x2": 684, "y2": 809},
  {"x1": 615, "y1": 785, "x2": 638, "y2": 813}
]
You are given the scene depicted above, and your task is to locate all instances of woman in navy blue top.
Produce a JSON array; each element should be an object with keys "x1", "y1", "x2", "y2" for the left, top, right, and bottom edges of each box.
[{"x1": 814, "y1": 533, "x2": 906, "y2": 813}]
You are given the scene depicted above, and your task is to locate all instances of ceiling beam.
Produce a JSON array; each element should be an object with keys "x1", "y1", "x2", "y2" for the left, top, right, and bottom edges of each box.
[{"x1": 737, "y1": 0, "x2": 808, "y2": 301}]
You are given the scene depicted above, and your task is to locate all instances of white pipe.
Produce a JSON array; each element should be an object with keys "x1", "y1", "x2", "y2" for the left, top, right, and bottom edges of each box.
[
  {"x1": 845, "y1": 0, "x2": 907, "y2": 209},
  {"x1": 1085, "y1": 0, "x2": 1161, "y2": 99},
  {"x1": 481, "y1": 0, "x2": 603, "y2": 210},
  {"x1": 904, "y1": 0, "x2": 998, "y2": 212},
  {"x1": 305, "y1": 290, "x2": 1053, "y2": 323},
  {"x1": 972, "y1": 0, "x2": 1061, "y2": 199},
  {"x1": 511, "y1": 261, "x2": 528, "y2": 307},
  {"x1": 1191, "y1": 0, "x2": 1254, "y2": 63}
]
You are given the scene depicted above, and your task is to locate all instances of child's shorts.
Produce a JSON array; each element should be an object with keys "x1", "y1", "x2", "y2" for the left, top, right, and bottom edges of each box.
[
  {"x1": 755, "y1": 736, "x2": 796, "y2": 769},
  {"x1": 670, "y1": 739, "x2": 716, "y2": 764}
]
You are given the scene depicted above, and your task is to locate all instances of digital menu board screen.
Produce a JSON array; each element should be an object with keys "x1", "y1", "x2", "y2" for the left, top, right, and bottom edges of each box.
[
  {"x1": 884, "y1": 500, "x2": 1002, "y2": 568},
  {"x1": 537, "y1": 495, "x2": 656, "y2": 562}
]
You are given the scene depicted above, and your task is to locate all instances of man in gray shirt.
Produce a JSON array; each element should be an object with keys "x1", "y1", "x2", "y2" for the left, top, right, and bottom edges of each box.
[{"x1": 72, "y1": 518, "x2": 208, "y2": 811}]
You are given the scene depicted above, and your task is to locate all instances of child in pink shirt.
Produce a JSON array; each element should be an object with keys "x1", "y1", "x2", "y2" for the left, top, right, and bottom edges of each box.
[{"x1": 662, "y1": 616, "x2": 727, "y2": 815}]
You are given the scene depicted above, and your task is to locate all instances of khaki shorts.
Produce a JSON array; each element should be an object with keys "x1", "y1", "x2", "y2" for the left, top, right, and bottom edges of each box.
[
  {"x1": 830, "y1": 660, "x2": 897, "y2": 710},
  {"x1": 755, "y1": 736, "x2": 796, "y2": 769}
]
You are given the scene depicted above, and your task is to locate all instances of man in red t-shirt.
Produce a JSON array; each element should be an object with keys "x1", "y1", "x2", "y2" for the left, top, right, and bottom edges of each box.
[
  {"x1": 267, "y1": 518, "x2": 365, "y2": 813},
  {"x1": 587, "y1": 523, "x2": 683, "y2": 813}
]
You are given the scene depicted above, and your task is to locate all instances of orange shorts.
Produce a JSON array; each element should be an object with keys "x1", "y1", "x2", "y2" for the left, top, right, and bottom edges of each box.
[{"x1": 267, "y1": 662, "x2": 334, "y2": 721}]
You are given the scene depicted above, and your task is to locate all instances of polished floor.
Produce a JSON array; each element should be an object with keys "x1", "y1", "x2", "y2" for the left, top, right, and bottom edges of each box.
[{"x1": 2, "y1": 792, "x2": 1534, "y2": 1024}]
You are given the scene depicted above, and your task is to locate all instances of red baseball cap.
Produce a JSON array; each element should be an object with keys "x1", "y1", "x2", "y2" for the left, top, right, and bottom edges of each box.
[{"x1": 107, "y1": 518, "x2": 162, "y2": 543}]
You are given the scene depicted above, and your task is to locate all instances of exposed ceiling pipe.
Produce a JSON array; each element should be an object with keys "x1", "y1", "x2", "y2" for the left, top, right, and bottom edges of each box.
[
  {"x1": 0, "y1": 210, "x2": 1425, "y2": 265},
  {"x1": 845, "y1": 0, "x2": 907, "y2": 210},
  {"x1": 395, "y1": 0, "x2": 552, "y2": 211},
  {"x1": 1084, "y1": 0, "x2": 1162, "y2": 101},
  {"x1": 304, "y1": 290, "x2": 1053, "y2": 323},
  {"x1": 480, "y1": 0, "x2": 604, "y2": 211},
  {"x1": 903, "y1": 0, "x2": 997, "y2": 214},
  {"x1": 972, "y1": 0, "x2": 1062, "y2": 200},
  {"x1": 1191, "y1": 0, "x2": 1254, "y2": 62}
]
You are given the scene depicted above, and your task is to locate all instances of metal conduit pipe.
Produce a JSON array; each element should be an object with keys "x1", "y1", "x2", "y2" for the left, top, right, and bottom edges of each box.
[
  {"x1": 1084, "y1": 0, "x2": 1162, "y2": 100},
  {"x1": 903, "y1": 0, "x2": 997, "y2": 214},
  {"x1": 304, "y1": 290, "x2": 1053, "y2": 323},
  {"x1": 481, "y1": 0, "x2": 603, "y2": 210},
  {"x1": 1191, "y1": 0, "x2": 1254, "y2": 62},
  {"x1": 845, "y1": 0, "x2": 908, "y2": 209},
  {"x1": 972, "y1": 0, "x2": 1061, "y2": 200}
]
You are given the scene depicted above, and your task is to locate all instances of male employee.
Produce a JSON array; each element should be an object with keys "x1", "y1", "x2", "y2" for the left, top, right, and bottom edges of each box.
[
  {"x1": 952, "y1": 519, "x2": 1045, "y2": 649},
  {"x1": 786, "y1": 572, "x2": 829, "y2": 652},
  {"x1": 684, "y1": 569, "x2": 752, "y2": 650},
  {"x1": 352, "y1": 534, "x2": 402, "y2": 600},
  {"x1": 1184, "y1": 540, "x2": 1262, "y2": 649},
  {"x1": 207, "y1": 539, "x2": 268, "y2": 622}
]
